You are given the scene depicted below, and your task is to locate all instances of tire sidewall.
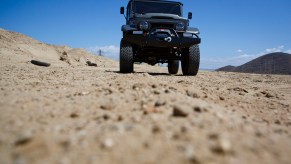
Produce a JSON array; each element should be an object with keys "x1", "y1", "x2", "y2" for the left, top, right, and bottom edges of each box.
[
  {"x1": 120, "y1": 39, "x2": 134, "y2": 73},
  {"x1": 181, "y1": 45, "x2": 200, "y2": 76}
]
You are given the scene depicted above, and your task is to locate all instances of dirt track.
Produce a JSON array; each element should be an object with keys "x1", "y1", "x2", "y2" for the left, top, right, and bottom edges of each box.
[{"x1": 0, "y1": 29, "x2": 291, "y2": 164}]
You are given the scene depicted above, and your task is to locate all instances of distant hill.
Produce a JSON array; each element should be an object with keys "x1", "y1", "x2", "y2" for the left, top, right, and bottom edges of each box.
[
  {"x1": 216, "y1": 65, "x2": 236, "y2": 72},
  {"x1": 216, "y1": 52, "x2": 291, "y2": 75}
]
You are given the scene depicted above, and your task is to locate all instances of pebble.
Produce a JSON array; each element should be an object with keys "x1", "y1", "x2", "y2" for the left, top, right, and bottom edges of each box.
[
  {"x1": 274, "y1": 120, "x2": 281, "y2": 125},
  {"x1": 101, "y1": 138, "x2": 114, "y2": 148},
  {"x1": 117, "y1": 115, "x2": 123, "y2": 121},
  {"x1": 153, "y1": 90, "x2": 160, "y2": 95},
  {"x1": 151, "y1": 84, "x2": 157, "y2": 88},
  {"x1": 193, "y1": 106, "x2": 202, "y2": 113},
  {"x1": 152, "y1": 125, "x2": 161, "y2": 134},
  {"x1": 211, "y1": 138, "x2": 232, "y2": 154},
  {"x1": 208, "y1": 133, "x2": 219, "y2": 140},
  {"x1": 265, "y1": 93, "x2": 274, "y2": 98},
  {"x1": 100, "y1": 101, "x2": 115, "y2": 110},
  {"x1": 15, "y1": 131, "x2": 33, "y2": 146},
  {"x1": 219, "y1": 96, "x2": 225, "y2": 100},
  {"x1": 103, "y1": 114, "x2": 110, "y2": 120},
  {"x1": 260, "y1": 91, "x2": 275, "y2": 98},
  {"x1": 80, "y1": 91, "x2": 90, "y2": 96},
  {"x1": 173, "y1": 105, "x2": 190, "y2": 117},
  {"x1": 164, "y1": 89, "x2": 170, "y2": 93},
  {"x1": 186, "y1": 89, "x2": 200, "y2": 98},
  {"x1": 155, "y1": 100, "x2": 166, "y2": 107},
  {"x1": 232, "y1": 87, "x2": 248, "y2": 93},
  {"x1": 86, "y1": 61, "x2": 97, "y2": 67},
  {"x1": 70, "y1": 112, "x2": 79, "y2": 118}
]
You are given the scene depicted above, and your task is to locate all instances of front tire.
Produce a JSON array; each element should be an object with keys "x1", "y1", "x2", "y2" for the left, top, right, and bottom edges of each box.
[
  {"x1": 120, "y1": 39, "x2": 134, "y2": 73},
  {"x1": 181, "y1": 45, "x2": 200, "y2": 76},
  {"x1": 168, "y1": 60, "x2": 179, "y2": 74}
]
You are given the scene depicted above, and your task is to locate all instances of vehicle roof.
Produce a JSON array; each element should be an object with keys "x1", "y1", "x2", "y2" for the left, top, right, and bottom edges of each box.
[{"x1": 128, "y1": 0, "x2": 183, "y2": 6}]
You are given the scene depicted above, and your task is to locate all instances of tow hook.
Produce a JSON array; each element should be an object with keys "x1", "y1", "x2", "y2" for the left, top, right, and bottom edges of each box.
[{"x1": 164, "y1": 37, "x2": 172, "y2": 42}]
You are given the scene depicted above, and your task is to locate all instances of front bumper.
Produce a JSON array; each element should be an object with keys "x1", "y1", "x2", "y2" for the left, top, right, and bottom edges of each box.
[{"x1": 123, "y1": 32, "x2": 201, "y2": 48}]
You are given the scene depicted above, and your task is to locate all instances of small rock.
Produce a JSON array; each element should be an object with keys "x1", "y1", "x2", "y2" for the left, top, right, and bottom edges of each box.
[
  {"x1": 164, "y1": 89, "x2": 170, "y2": 93},
  {"x1": 219, "y1": 96, "x2": 225, "y2": 101},
  {"x1": 153, "y1": 90, "x2": 160, "y2": 95},
  {"x1": 186, "y1": 89, "x2": 200, "y2": 98},
  {"x1": 260, "y1": 91, "x2": 275, "y2": 98},
  {"x1": 100, "y1": 101, "x2": 115, "y2": 110},
  {"x1": 265, "y1": 93, "x2": 274, "y2": 98},
  {"x1": 233, "y1": 87, "x2": 248, "y2": 93},
  {"x1": 151, "y1": 84, "x2": 157, "y2": 88},
  {"x1": 15, "y1": 133, "x2": 33, "y2": 146},
  {"x1": 177, "y1": 80, "x2": 184, "y2": 83},
  {"x1": 80, "y1": 91, "x2": 90, "y2": 96},
  {"x1": 70, "y1": 113, "x2": 79, "y2": 118},
  {"x1": 101, "y1": 138, "x2": 114, "y2": 148},
  {"x1": 103, "y1": 114, "x2": 110, "y2": 120},
  {"x1": 155, "y1": 100, "x2": 166, "y2": 107},
  {"x1": 132, "y1": 115, "x2": 141, "y2": 122},
  {"x1": 86, "y1": 61, "x2": 97, "y2": 67},
  {"x1": 208, "y1": 133, "x2": 219, "y2": 140},
  {"x1": 62, "y1": 51, "x2": 68, "y2": 56},
  {"x1": 30, "y1": 60, "x2": 51, "y2": 67},
  {"x1": 60, "y1": 51, "x2": 68, "y2": 61},
  {"x1": 184, "y1": 146, "x2": 200, "y2": 164},
  {"x1": 211, "y1": 138, "x2": 232, "y2": 154},
  {"x1": 152, "y1": 125, "x2": 161, "y2": 134},
  {"x1": 193, "y1": 106, "x2": 202, "y2": 113},
  {"x1": 117, "y1": 115, "x2": 123, "y2": 122},
  {"x1": 173, "y1": 105, "x2": 190, "y2": 117},
  {"x1": 274, "y1": 120, "x2": 281, "y2": 125}
]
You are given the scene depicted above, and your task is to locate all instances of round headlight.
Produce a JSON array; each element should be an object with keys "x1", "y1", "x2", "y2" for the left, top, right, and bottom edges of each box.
[
  {"x1": 176, "y1": 22, "x2": 185, "y2": 31},
  {"x1": 139, "y1": 21, "x2": 149, "y2": 31}
]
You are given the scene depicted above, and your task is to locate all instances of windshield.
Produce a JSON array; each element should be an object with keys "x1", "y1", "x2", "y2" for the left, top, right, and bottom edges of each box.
[{"x1": 133, "y1": 1, "x2": 181, "y2": 16}]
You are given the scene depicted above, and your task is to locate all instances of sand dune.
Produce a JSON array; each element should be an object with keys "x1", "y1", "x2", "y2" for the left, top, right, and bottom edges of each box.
[{"x1": 0, "y1": 29, "x2": 291, "y2": 164}]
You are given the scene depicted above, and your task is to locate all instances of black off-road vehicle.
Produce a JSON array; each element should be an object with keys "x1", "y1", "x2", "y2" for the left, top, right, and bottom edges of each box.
[{"x1": 120, "y1": 0, "x2": 201, "y2": 75}]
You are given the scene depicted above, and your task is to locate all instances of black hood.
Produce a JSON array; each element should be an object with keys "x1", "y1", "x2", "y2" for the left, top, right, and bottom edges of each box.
[{"x1": 135, "y1": 13, "x2": 187, "y2": 20}]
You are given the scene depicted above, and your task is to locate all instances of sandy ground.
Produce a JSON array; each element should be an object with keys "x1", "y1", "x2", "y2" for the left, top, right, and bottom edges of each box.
[{"x1": 0, "y1": 29, "x2": 291, "y2": 164}]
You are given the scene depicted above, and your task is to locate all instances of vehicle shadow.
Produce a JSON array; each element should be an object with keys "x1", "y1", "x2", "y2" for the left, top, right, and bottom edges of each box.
[{"x1": 105, "y1": 70, "x2": 184, "y2": 76}]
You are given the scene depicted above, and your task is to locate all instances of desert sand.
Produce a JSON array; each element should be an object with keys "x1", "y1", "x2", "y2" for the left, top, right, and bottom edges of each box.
[{"x1": 0, "y1": 28, "x2": 291, "y2": 164}]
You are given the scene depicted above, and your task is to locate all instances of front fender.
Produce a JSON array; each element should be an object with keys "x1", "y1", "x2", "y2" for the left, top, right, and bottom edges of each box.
[
  {"x1": 186, "y1": 27, "x2": 200, "y2": 34},
  {"x1": 121, "y1": 25, "x2": 138, "y2": 32}
]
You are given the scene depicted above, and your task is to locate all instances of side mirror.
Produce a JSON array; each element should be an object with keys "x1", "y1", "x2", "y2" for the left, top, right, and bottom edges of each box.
[
  {"x1": 188, "y1": 12, "x2": 192, "y2": 20},
  {"x1": 120, "y1": 7, "x2": 125, "y2": 15}
]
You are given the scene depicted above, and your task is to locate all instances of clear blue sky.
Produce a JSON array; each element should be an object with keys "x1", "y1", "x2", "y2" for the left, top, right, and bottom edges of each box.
[{"x1": 1, "y1": 0, "x2": 291, "y2": 69}]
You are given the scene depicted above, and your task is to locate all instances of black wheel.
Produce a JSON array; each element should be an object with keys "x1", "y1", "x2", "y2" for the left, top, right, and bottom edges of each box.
[
  {"x1": 120, "y1": 39, "x2": 134, "y2": 73},
  {"x1": 168, "y1": 60, "x2": 179, "y2": 74},
  {"x1": 181, "y1": 45, "x2": 200, "y2": 76}
]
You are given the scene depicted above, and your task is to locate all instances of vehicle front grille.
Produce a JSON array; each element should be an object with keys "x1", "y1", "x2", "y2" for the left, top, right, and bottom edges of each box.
[{"x1": 151, "y1": 23, "x2": 174, "y2": 29}]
